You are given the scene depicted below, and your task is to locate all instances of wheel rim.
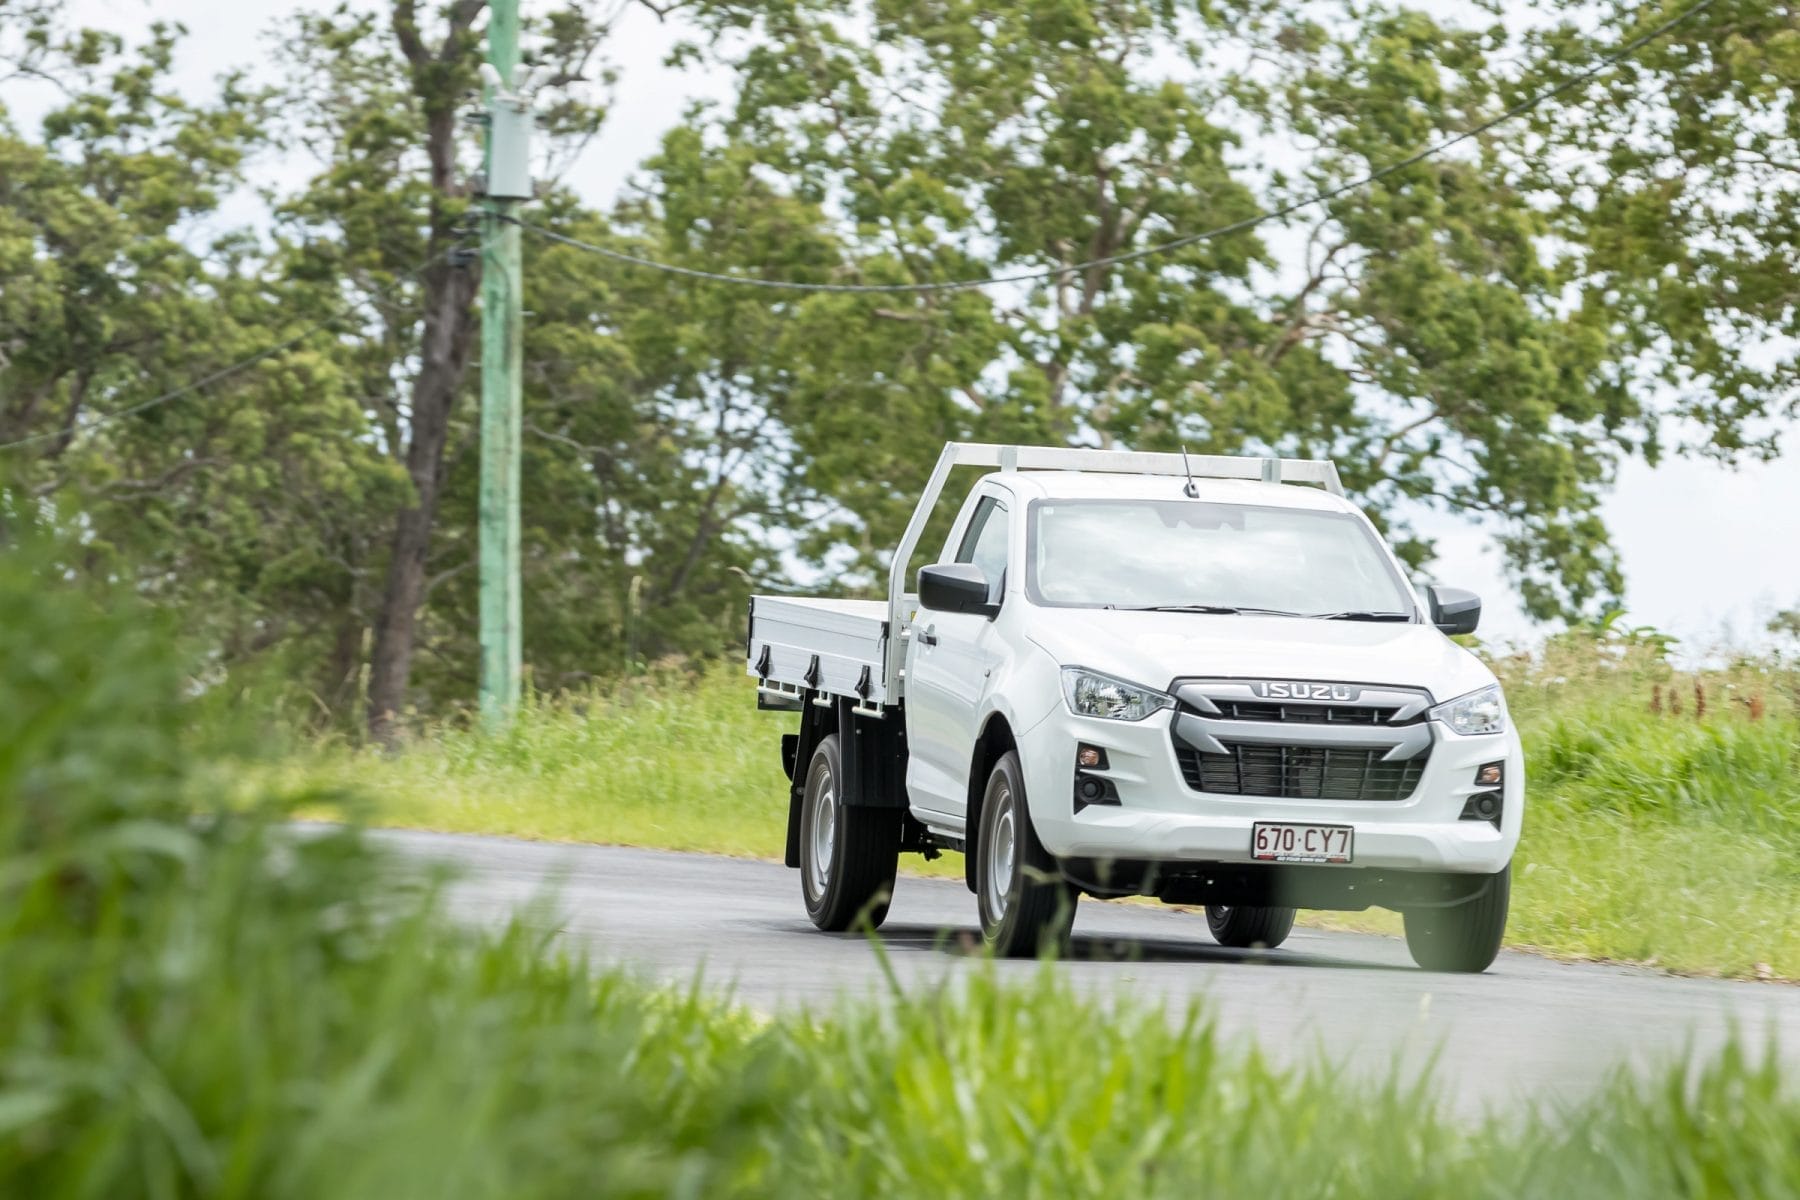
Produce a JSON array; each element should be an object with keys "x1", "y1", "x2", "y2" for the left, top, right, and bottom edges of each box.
[
  {"x1": 807, "y1": 770, "x2": 836, "y2": 899},
  {"x1": 985, "y1": 788, "x2": 1016, "y2": 922}
]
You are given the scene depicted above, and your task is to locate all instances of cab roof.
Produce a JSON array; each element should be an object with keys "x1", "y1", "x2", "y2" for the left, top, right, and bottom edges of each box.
[{"x1": 983, "y1": 469, "x2": 1360, "y2": 514}]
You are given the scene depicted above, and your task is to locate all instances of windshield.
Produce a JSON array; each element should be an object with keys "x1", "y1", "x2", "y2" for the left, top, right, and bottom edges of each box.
[{"x1": 1028, "y1": 499, "x2": 1415, "y2": 616}]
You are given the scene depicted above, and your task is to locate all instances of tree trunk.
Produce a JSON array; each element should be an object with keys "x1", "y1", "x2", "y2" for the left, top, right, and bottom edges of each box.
[
  {"x1": 323, "y1": 600, "x2": 366, "y2": 714},
  {"x1": 367, "y1": 255, "x2": 477, "y2": 741},
  {"x1": 365, "y1": 2, "x2": 483, "y2": 742}
]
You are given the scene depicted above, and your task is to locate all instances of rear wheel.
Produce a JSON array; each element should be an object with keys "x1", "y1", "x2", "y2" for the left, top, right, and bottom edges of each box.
[
  {"x1": 1205, "y1": 904, "x2": 1296, "y2": 950},
  {"x1": 976, "y1": 751, "x2": 1076, "y2": 957},
  {"x1": 799, "y1": 733, "x2": 901, "y2": 932},
  {"x1": 1403, "y1": 864, "x2": 1511, "y2": 973}
]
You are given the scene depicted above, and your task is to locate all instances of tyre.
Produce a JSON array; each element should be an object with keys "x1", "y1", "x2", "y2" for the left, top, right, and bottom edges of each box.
[
  {"x1": 1402, "y1": 864, "x2": 1511, "y2": 973},
  {"x1": 1205, "y1": 904, "x2": 1296, "y2": 950},
  {"x1": 976, "y1": 750, "x2": 1076, "y2": 957},
  {"x1": 798, "y1": 733, "x2": 901, "y2": 932}
]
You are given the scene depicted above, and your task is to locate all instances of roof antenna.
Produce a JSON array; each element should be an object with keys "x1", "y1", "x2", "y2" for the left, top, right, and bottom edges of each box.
[{"x1": 1180, "y1": 445, "x2": 1200, "y2": 498}]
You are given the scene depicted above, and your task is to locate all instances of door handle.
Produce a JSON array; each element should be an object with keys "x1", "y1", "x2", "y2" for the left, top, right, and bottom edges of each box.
[{"x1": 919, "y1": 626, "x2": 938, "y2": 647}]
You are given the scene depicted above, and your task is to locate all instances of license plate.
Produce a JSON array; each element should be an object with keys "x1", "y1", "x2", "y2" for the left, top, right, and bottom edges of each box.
[{"x1": 1252, "y1": 822, "x2": 1353, "y2": 864}]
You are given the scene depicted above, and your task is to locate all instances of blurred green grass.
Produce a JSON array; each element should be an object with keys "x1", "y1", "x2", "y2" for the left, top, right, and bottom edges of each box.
[
  {"x1": 286, "y1": 638, "x2": 1800, "y2": 979},
  {"x1": 280, "y1": 666, "x2": 802, "y2": 860},
  {"x1": 5, "y1": 541, "x2": 1800, "y2": 1197}
]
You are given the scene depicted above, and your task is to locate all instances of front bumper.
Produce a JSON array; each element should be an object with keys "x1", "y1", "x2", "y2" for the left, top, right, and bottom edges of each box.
[{"x1": 1018, "y1": 703, "x2": 1523, "y2": 876}]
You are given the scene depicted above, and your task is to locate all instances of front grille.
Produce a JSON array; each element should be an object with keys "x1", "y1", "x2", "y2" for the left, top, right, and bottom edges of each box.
[
  {"x1": 1175, "y1": 742, "x2": 1428, "y2": 802},
  {"x1": 1212, "y1": 700, "x2": 1400, "y2": 725}
]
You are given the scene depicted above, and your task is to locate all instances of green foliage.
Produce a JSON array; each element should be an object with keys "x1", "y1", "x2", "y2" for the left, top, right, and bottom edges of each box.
[
  {"x1": 1525, "y1": 0, "x2": 1800, "y2": 462},
  {"x1": 1490, "y1": 640, "x2": 1800, "y2": 975},
  {"x1": 290, "y1": 665, "x2": 795, "y2": 856},
  {"x1": 0, "y1": 535, "x2": 186, "y2": 858},
  {"x1": 0, "y1": 18, "x2": 263, "y2": 471},
  {"x1": 671, "y1": 0, "x2": 1771, "y2": 612},
  {"x1": 4, "y1": 538, "x2": 1800, "y2": 1198},
  {"x1": 0, "y1": 11, "x2": 409, "y2": 718},
  {"x1": 4, "y1": 0, "x2": 1799, "y2": 725}
]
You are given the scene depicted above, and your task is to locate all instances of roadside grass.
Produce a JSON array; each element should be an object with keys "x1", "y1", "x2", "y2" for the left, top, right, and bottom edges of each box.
[
  {"x1": 285, "y1": 643, "x2": 1800, "y2": 979},
  {"x1": 6, "y1": 544, "x2": 1800, "y2": 1198},
  {"x1": 286, "y1": 668, "x2": 798, "y2": 859},
  {"x1": 274, "y1": 671, "x2": 972, "y2": 877}
]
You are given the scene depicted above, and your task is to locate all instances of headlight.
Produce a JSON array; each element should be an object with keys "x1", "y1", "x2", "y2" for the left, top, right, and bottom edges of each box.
[
  {"x1": 1430, "y1": 684, "x2": 1507, "y2": 736},
  {"x1": 1060, "y1": 668, "x2": 1172, "y2": 722}
]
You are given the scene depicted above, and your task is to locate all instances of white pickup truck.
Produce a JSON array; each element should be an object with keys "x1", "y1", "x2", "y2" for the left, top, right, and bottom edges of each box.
[{"x1": 747, "y1": 443, "x2": 1522, "y2": 972}]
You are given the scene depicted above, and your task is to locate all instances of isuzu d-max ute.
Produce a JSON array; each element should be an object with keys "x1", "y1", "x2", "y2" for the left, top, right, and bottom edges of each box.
[{"x1": 747, "y1": 443, "x2": 1521, "y2": 972}]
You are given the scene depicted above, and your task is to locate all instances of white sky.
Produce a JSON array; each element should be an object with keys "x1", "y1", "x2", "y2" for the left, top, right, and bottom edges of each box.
[{"x1": 22, "y1": 0, "x2": 1800, "y2": 651}]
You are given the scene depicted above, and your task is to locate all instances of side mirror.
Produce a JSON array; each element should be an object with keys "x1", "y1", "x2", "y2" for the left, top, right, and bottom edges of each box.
[
  {"x1": 918, "y1": 563, "x2": 999, "y2": 618},
  {"x1": 1427, "y1": 585, "x2": 1481, "y2": 636}
]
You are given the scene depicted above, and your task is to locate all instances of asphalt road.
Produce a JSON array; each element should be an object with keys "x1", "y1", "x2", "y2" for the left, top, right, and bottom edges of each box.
[{"x1": 376, "y1": 827, "x2": 1800, "y2": 1116}]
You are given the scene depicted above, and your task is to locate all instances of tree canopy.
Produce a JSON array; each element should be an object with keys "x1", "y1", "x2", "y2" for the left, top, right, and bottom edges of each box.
[{"x1": 1, "y1": 0, "x2": 1793, "y2": 730}]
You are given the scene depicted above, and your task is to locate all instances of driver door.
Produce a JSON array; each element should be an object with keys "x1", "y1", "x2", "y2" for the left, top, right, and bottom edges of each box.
[{"x1": 905, "y1": 492, "x2": 1011, "y2": 829}]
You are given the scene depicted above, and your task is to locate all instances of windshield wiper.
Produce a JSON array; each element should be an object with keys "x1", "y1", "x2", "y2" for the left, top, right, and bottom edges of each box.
[
  {"x1": 1309, "y1": 610, "x2": 1414, "y2": 622},
  {"x1": 1124, "y1": 604, "x2": 1306, "y2": 617}
]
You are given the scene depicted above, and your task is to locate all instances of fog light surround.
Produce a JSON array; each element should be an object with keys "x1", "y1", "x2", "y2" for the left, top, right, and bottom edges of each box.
[
  {"x1": 1460, "y1": 790, "x2": 1503, "y2": 829},
  {"x1": 1073, "y1": 773, "x2": 1121, "y2": 811}
]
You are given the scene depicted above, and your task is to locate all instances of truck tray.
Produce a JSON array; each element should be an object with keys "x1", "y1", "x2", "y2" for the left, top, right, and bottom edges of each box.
[{"x1": 747, "y1": 595, "x2": 892, "y2": 706}]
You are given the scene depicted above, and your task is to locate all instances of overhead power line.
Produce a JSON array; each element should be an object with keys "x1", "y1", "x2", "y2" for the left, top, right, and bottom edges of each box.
[
  {"x1": 513, "y1": 0, "x2": 1718, "y2": 295},
  {"x1": 0, "y1": 253, "x2": 461, "y2": 455}
]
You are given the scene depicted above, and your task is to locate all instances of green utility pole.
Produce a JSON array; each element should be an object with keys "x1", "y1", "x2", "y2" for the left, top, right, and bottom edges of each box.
[{"x1": 479, "y1": 0, "x2": 530, "y2": 726}]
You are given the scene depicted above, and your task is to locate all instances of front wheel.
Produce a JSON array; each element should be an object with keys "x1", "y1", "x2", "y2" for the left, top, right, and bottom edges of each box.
[
  {"x1": 976, "y1": 751, "x2": 1076, "y2": 957},
  {"x1": 799, "y1": 733, "x2": 901, "y2": 932},
  {"x1": 1402, "y1": 864, "x2": 1511, "y2": 973},
  {"x1": 1205, "y1": 904, "x2": 1296, "y2": 950}
]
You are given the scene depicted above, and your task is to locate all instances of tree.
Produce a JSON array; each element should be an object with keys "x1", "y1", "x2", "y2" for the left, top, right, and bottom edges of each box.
[
  {"x1": 0, "y1": 17, "x2": 377, "y2": 693},
  {"x1": 423, "y1": 147, "x2": 841, "y2": 690},
  {"x1": 265, "y1": 0, "x2": 623, "y2": 735},
  {"x1": 688, "y1": 0, "x2": 1275, "y2": 577},
  {"x1": 0, "y1": 19, "x2": 261, "y2": 473},
  {"x1": 1525, "y1": 0, "x2": 1798, "y2": 455},
  {"x1": 668, "y1": 0, "x2": 1786, "y2": 617},
  {"x1": 269, "y1": 1, "x2": 830, "y2": 716},
  {"x1": 3, "y1": 2, "x2": 831, "y2": 724}
]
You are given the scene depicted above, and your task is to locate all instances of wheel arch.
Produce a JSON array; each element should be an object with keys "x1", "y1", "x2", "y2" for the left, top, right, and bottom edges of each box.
[
  {"x1": 963, "y1": 711, "x2": 1018, "y2": 893},
  {"x1": 783, "y1": 695, "x2": 839, "y2": 869}
]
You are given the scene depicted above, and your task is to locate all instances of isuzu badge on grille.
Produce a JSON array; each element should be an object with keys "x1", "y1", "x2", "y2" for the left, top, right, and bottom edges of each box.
[{"x1": 1251, "y1": 681, "x2": 1360, "y2": 701}]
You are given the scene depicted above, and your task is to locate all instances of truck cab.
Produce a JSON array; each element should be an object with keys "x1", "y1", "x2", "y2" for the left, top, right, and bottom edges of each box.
[{"x1": 748, "y1": 444, "x2": 1521, "y2": 973}]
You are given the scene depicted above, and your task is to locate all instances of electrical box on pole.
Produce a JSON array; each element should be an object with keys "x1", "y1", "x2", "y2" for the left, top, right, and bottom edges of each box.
[
  {"x1": 486, "y1": 98, "x2": 533, "y2": 200},
  {"x1": 478, "y1": 0, "x2": 527, "y2": 727}
]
